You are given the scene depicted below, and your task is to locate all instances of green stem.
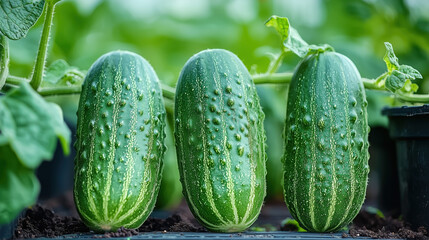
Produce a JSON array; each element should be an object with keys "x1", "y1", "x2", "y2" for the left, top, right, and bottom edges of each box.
[
  {"x1": 361, "y1": 78, "x2": 382, "y2": 90},
  {"x1": 37, "y1": 82, "x2": 176, "y2": 99},
  {"x1": 396, "y1": 92, "x2": 429, "y2": 103},
  {"x1": 252, "y1": 72, "x2": 429, "y2": 103},
  {"x1": 375, "y1": 72, "x2": 389, "y2": 83},
  {"x1": 30, "y1": 0, "x2": 58, "y2": 90},
  {"x1": 7, "y1": 74, "x2": 178, "y2": 99},
  {"x1": 252, "y1": 72, "x2": 293, "y2": 84},
  {"x1": 6, "y1": 75, "x2": 29, "y2": 85},
  {"x1": 362, "y1": 77, "x2": 429, "y2": 103},
  {"x1": 6, "y1": 75, "x2": 81, "y2": 96},
  {"x1": 266, "y1": 51, "x2": 286, "y2": 74},
  {"x1": 161, "y1": 83, "x2": 175, "y2": 101},
  {"x1": 38, "y1": 85, "x2": 81, "y2": 96}
]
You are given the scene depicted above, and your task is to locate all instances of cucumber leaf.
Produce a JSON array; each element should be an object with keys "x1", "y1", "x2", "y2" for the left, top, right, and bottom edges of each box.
[
  {"x1": 383, "y1": 42, "x2": 399, "y2": 73},
  {"x1": 385, "y1": 70, "x2": 408, "y2": 92},
  {"x1": 398, "y1": 65, "x2": 422, "y2": 80},
  {"x1": 0, "y1": 81, "x2": 70, "y2": 168},
  {"x1": 0, "y1": 81, "x2": 70, "y2": 224},
  {"x1": 265, "y1": 15, "x2": 333, "y2": 58},
  {"x1": 0, "y1": 145, "x2": 40, "y2": 224},
  {"x1": 382, "y1": 42, "x2": 422, "y2": 94},
  {"x1": 265, "y1": 16, "x2": 290, "y2": 46},
  {"x1": 0, "y1": 0, "x2": 46, "y2": 40},
  {"x1": 0, "y1": 35, "x2": 8, "y2": 90},
  {"x1": 41, "y1": 59, "x2": 85, "y2": 88}
]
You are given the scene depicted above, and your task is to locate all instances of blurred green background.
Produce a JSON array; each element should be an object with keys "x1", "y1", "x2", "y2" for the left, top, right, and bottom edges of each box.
[{"x1": 9, "y1": 0, "x2": 429, "y2": 88}]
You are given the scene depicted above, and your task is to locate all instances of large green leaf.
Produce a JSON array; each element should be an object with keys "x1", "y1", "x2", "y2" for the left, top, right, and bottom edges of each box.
[
  {"x1": 0, "y1": 0, "x2": 46, "y2": 40},
  {"x1": 0, "y1": 35, "x2": 8, "y2": 90},
  {"x1": 0, "y1": 81, "x2": 70, "y2": 224},
  {"x1": 0, "y1": 145, "x2": 40, "y2": 224},
  {"x1": 0, "y1": 82, "x2": 70, "y2": 169},
  {"x1": 265, "y1": 15, "x2": 333, "y2": 58}
]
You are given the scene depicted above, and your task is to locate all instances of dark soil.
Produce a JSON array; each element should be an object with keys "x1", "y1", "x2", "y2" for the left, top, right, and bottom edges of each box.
[
  {"x1": 14, "y1": 205, "x2": 88, "y2": 239},
  {"x1": 13, "y1": 203, "x2": 204, "y2": 239},
  {"x1": 12, "y1": 192, "x2": 429, "y2": 239},
  {"x1": 343, "y1": 210, "x2": 429, "y2": 239},
  {"x1": 278, "y1": 209, "x2": 429, "y2": 239}
]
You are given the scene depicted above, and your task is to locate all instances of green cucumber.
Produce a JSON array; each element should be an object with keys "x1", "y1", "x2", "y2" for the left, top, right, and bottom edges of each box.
[
  {"x1": 283, "y1": 51, "x2": 369, "y2": 232},
  {"x1": 174, "y1": 49, "x2": 266, "y2": 232},
  {"x1": 74, "y1": 51, "x2": 166, "y2": 231}
]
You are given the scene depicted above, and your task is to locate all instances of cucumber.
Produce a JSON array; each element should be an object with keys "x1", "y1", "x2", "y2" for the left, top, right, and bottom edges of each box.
[
  {"x1": 283, "y1": 51, "x2": 369, "y2": 232},
  {"x1": 74, "y1": 51, "x2": 166, "y2": 231},
  {"x1": 174, "y1": 49, "x2": 266, "y2": 232},
  {"x1": 155, "y1": 112, "x2": 183, "y2": 209}
]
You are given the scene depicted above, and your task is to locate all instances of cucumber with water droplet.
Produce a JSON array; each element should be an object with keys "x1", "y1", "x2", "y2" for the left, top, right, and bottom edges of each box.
[
  {"x1": 283, "y1": 51, "x2": 369, "y2": 232},
  {"x1": 174, "y1": 49, "x2": 267, "y2": 232},
  {"x1": 74, "y1": 51, "x2": 166, "y2": 231}
]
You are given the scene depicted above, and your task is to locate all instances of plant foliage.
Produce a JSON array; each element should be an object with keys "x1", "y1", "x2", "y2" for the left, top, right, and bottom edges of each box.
[
  {"x1": 0, "y1": 82, "x2": 70, "y2": 224},
  {"x1": 0, "y1": 0, "x2": 45, "y2": 40}
]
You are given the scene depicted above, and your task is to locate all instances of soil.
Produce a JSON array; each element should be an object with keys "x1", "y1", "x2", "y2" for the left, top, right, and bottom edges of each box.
[
  {"x1": 13, "y1": 194, "x2": 205, "y2": 239},
  {"x1": 276, "y1": 207, "x2": 429, "y2": 239},
  {"x1": 11, "y1": 192, "x2": 429, "y2": 239},
  {"x1": 343, "y1": 210, "x2": 429, "y2": 240},
  {"x1": 14, "y1": 205, "x2": 88, "y2": 239}
]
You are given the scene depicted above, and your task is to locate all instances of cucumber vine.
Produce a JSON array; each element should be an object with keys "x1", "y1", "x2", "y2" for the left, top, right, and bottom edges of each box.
[
  {"x1": 30, "y1": 0, "x2": 62, "y2": 90},
  {"x1": 256, "y1": 15, "x2": 427, "y2": 104}
]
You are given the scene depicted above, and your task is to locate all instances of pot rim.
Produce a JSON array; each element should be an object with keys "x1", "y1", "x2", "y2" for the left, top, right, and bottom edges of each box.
[{"x1": 382, "y1": 104, "x2": 429, "y2": 117}]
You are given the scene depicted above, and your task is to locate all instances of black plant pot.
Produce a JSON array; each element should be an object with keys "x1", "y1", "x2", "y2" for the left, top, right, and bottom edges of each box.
[
  {"x1": 382, "y1": 105, "x2": 429, "y2": 229},
  {"x1": 368, "y1": 127, "x2": 400, "y2": 214}
]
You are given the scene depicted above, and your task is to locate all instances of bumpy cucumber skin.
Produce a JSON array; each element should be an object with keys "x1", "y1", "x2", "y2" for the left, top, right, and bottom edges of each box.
[
  {"x1": 174, "y1": 49, "x2": 266, "y2": 232},
  {"x1": 283, "y1": 51, "x2": 369, "y2": 232},
  {"x1": 74, "y1": 51, "x2": 166, "y2": 232}
]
